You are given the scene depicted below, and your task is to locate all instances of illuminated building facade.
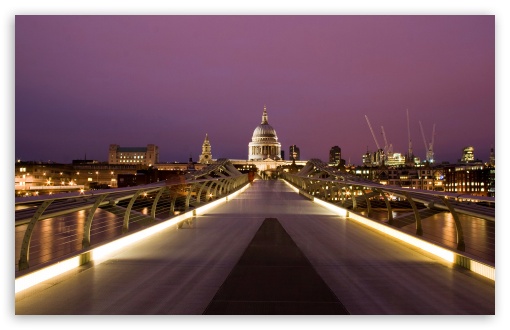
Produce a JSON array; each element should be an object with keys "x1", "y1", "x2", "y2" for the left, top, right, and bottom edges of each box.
[
  {"x1": 443, "y1": 163, "x2": 495, "y2": 197},
  {"x1": 329, "y1": 146, "x2": 342, "y2": 166},
  {"x1": 14, "y1": 161, "x2": 140, "y2": 195},
  {"x1": 248, "y1": 105, "x2": 282, "y2": 161},
  {"x1": 349, "y1": 165, "x2": 444, "y2": 191},
  {"x1": 460, "y1": 146, "x2": 475, "y2": 163},
  {"x1": 109, "y1": 144, "x2": 159, "y2": 166}
]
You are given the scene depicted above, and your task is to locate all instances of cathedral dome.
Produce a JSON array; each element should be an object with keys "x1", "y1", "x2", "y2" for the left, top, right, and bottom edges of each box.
[
  {"x1": 248, "y1": 105, "x2": 282, "y2": 161},
  {"x1": 251, "y1": 105, "x2": 278, "y2": 142},
  {"x1": 252, "y1": 123, "x2": 278, "y2": 142}
]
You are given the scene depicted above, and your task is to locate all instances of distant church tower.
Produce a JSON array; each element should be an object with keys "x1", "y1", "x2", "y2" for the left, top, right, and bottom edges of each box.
[{"x1": 199, "y1": 133, "x2": 213, "y2": 164}]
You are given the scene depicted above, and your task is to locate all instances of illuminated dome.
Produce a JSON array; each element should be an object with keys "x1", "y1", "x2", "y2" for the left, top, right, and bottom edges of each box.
[
  {"x1": 248, "y1": 105, "x2": 282, "y2": 161},
  {"x1": 252, "y1": 123, "x2": 278, "y2": 142}
]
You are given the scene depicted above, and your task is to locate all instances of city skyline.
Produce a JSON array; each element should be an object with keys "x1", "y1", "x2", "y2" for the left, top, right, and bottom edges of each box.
[{"x1": 15, "y1": 15, "x2": 495, "y2": 165}]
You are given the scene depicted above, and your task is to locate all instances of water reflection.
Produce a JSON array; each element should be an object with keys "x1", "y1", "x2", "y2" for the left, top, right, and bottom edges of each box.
[
  {"x1": 15, "y1": 207, "x2": 123, "y2": 269},
  {"x1": 361, "y1": 208, "x2": 494, "y2": 263}
]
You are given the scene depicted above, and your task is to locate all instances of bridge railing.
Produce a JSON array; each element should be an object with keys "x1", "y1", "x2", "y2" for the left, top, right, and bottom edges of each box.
[
  {"x1": 281, "y1": 159, "x2": 495, "y2": 265},
  {"x1": 15, "y1": 159, "x2": 249, "y2": 273}
]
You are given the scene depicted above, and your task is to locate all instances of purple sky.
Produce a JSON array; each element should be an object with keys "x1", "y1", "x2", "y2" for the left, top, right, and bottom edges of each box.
[{"x1": 15, "y1": 15, "x2": 495, "y2": 165}]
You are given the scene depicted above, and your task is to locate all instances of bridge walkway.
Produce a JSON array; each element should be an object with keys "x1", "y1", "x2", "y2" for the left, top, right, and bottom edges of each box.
[{"x1": 15, "y1": 180, "x2": 494, "y2": 314}]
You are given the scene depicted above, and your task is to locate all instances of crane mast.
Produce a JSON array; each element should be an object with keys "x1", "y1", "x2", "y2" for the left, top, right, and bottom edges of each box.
[
  {"x1": 419, "y1": 121, "x2": 436, "y2": 163},
  {"x1": 365, "y1": 115, "x2": 385, "y2": 165},
  {"x1": 428, "y1": 124, "x2": 436, "y2": 163},
  {"x1": 365, "y1": 115, "x2": 381, "y2": 150},
  {"x1": 406, "y1": 109, "x2": 413, "y2": 163},
  {"x1": 381, "y1": 126, "x2": 393, "y2": 155},
  {"x1": 381, "y1": 126, "x2": 389, "y2": 153},
  {"x1": 419, "y1": 121, "x2": 428, "y2": 155}
]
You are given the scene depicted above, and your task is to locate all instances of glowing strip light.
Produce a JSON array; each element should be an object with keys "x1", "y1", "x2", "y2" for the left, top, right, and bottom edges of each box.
[
  {"x1": 15, "y1": 257, "x2": 81, "y2": 293},
  {"x1": 314, "y1": 198, "x2": 348, "y2": 217},
  {"x1": 15, "y1": 182, "x2": 252, "y2": 294},
  {"x1": 283, "y1": 180, "x2": 300, "y2": 193},
  {"x1": 347, "y1": 212, "x2": 455, "y2": 263},
  {"x1": 283, "y1": 179, "x2": 495, "y2": 281}
]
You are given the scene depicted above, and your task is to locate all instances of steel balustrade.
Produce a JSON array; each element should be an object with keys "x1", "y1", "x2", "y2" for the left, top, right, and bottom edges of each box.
[
  {"x1": 15, "y1": 157, "x2": 494, "y2": 273},
  {"x1": 15, "y1": 159, "x2": 249, "y2": 272},
  {"x1": 281, "y1": 159, "x2": 495, "y2": 261}
]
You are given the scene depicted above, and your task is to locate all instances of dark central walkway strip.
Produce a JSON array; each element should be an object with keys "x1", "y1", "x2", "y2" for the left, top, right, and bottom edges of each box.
[{"x1": 203, "y1": 218, "x2": 350, "y2": 315}]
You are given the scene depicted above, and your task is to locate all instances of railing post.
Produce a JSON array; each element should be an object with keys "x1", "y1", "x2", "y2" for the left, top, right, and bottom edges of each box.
[
  {"x1": 350, "y1": 186, "x2": 357, "y2": 211},
  {"x1": 82, "y1": 194, "x2": 107, "y2": 248},
  {"x1": 150, "y1": 187, "x2": 166, "y2": 222},
  {"x1": 439, "y1": 196, "x2": 466, "y2": 251},
  {"x1": 362, "y1": 189, "x2": 372, "y2": 217},
  {"x1": 124, "y1": 190, "x2": 142, "y2": 233},
  {"x1": 196, "y1": 182, "x2": 208, "y2": 205},
  {"x1": 170, "y1": 192, "x2": 178, "y2": 215},
  {"x1": 338, "y1": 185, "x2": 346, "y2": 206},
  {"x1": 213, "y1": 180, "x2": 221, "y2": 197},
  {"x1": 376, "y1": 189, "x2": 393, "y2": 225},
  {"x1": 402, "y1": 191, "x2": 423, "y2": 236},
  {"x1": 185, "y1": 184, "x2": 193, "y2": 212},
  {"x1": 18, "y1": 200, "x2": 53, "y2": 271},
  {"x1": 206, "y1": 181, "x2": 216, "y2": 201},
  {"x1": 218, "y1": 179, "x2": 227, "y2": 196}
]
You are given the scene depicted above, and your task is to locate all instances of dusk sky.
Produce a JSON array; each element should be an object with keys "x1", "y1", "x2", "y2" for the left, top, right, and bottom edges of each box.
[
  {"x1": 15, "y1": 15, "x2": 495, "y2": 165},
  {"x1": 5, "y1": 3, "x2": 509, "y2": 326}
]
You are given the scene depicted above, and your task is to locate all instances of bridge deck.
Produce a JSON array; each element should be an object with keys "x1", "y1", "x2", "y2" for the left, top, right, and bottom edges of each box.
[{"x1": 15, "y1": 180, "x2": 494, "y2": 314}]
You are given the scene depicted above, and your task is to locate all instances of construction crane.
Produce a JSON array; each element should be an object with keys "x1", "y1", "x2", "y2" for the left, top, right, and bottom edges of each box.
[
  {"x1": 365, "y1": 115, "x2": 385, "y2": 164},
  {"x1": 365, "y1": 115, "x2": 381, "y2": 151},
  {"x1": 406, "y1": 109, "x2": 414, "y2": 164},
  {"x1": 381, "y1": 126, "x2": 393, "y2": 156},
  {"x1": 428, "y1": 123, "x2": 436, "y2": 163},
  {"x1": 419, "y1": 121, "x2": 436, "y2": 163}
]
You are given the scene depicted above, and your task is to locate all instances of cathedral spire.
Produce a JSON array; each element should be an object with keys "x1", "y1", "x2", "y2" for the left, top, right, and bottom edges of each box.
[{"x1": 261, "y1": 104, "x2": 268, "y2": 124}]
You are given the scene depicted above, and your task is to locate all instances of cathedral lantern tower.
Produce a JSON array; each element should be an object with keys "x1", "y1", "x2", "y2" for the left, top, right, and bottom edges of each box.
[
  {"x1": 199, "y1": 133, "x2": 213, "y2": 164},
  {"x1": 248, "y1": 105, "x2": 282, "y2": 161}
]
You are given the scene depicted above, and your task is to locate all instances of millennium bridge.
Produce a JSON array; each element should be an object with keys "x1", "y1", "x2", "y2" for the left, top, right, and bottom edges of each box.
[{"x1": 14, "y1": 159, "x2": 495, "y2": 314}]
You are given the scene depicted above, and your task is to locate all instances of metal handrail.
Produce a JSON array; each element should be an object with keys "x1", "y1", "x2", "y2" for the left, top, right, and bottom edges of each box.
[
  {"x1": 281, "y1": 159, "x2": 495, "y2": 262},
  {"x1": 15, "y1": 160, "x2": 249, "y2": 272}
]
